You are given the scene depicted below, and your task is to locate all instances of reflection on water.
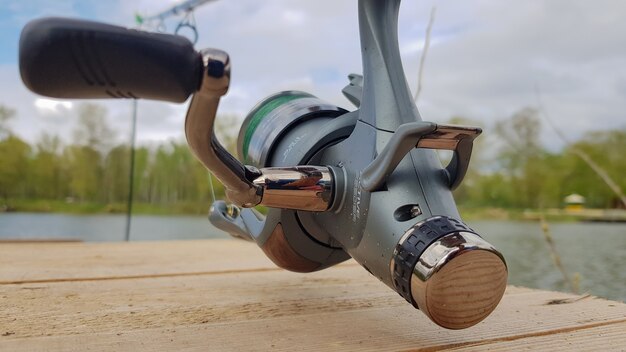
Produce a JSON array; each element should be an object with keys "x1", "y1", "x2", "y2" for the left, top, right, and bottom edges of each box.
[
  {"x1": 471, "y1": 220, "x2": 626, "y2": 303},
  {"x1": 0, "y1": 212, "x2": 230, "y2": 242},
  {"x1": 1, "y1": 213, "x2": 624, "y2": 302}
]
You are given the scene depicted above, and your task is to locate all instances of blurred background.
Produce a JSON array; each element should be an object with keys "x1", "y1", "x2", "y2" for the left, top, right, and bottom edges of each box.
[{"x1": 0, "y1": 0, "x2": 624, "y2": 302}]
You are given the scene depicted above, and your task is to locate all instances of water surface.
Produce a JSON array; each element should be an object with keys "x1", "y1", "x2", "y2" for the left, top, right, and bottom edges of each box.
[
  {"x1": 472, "y1": 220, "x2": 626, "y2": 303},
  {"x1": 0, "y1": 212, "x2": 229, "y2": 241}
]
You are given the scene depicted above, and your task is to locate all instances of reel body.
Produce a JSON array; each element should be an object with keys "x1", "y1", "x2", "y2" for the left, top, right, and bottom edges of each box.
[
  {"x1": 19, "y1": 0, "x2": 508, "y2": 330},
  {"x1": 212, "y1": 81, "x2": 507, "y2": 329}
]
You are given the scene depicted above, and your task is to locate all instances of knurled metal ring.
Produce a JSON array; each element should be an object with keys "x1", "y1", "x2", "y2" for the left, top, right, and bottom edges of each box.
[{"x1": 390, "y1": 216, "x2": 476, "y2": 306}]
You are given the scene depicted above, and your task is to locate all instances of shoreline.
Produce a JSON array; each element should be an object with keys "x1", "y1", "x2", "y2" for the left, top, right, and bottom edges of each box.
[
  {"x1": 1, "y1": 199, "x2": 211, "y2": 216},
  {"x1": 5, "y1": 200, "x2": 619, "y2": 222}
]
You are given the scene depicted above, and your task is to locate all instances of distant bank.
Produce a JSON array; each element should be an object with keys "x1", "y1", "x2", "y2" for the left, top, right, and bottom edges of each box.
[
  {"x1": 1, "y1": 199, "x2": 212, "y2": 216},
  {"x1": 4, "y1": 199, "x2": 625, "y2": 223}
]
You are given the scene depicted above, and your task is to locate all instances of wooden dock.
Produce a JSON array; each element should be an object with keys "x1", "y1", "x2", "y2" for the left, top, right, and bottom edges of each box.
[{"x1": 1, "y1": 239, "x2": 625, "y2": 351}]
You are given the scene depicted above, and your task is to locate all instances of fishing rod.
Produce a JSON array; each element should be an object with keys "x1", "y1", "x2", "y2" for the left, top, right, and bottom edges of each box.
[
  {"x1": 137, "y1": 0, "x2": 216, "y2": 24},
  {"x1": 135, "y1": 0, "x2": 218, "y2": 44},
  {"x1": 18, "y1": 0, "x2": 507, "y2": 329},
  {"x1": 124, "y1": 0, "x2": 216, "y2": 241}
]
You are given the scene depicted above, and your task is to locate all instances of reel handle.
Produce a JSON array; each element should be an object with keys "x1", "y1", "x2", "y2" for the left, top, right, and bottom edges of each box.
[
  {"x1": 186, "y1": 50, "x2": 336, "y2": 210},
  {"x1": 19, "y1": 17, "x2": 202, "y2": 103}
]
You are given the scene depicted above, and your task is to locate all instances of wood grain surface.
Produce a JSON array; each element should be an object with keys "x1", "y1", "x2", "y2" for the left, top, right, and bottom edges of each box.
[{"x1": 1, "y1": 239, "x2": 625, "y2": 351}]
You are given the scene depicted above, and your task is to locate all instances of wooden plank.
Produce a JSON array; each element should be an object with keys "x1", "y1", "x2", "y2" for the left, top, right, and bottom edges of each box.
[
  {"x1": 446, "y1": 322, "x2": 626, "y2": 351},
  {"x1": 0, "y1": 240, "x2": 277, "y2": 284},
  {"x1": 1, "y1": 240, "x2": 625, "y2": 351},
  {"x1": 0, "y1": 239, "x2": 82, "y2": 243}
]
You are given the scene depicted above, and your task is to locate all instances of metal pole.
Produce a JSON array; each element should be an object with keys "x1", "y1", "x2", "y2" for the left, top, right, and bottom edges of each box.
[{"x1": 125, "y1": 99, "x2": 138, "y2": 241}]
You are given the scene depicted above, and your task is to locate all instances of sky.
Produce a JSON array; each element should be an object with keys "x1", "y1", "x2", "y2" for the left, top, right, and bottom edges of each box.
[{"x1": 1, "y1": 0, "x2": 625, "y2": 150}]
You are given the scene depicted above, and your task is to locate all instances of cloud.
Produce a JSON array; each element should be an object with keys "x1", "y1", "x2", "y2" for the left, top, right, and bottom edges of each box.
[
  {"x1": 399, "y1": 0, "x2": 626, "y2": 149},
  {"x1": 34, "y1": 98, "x2": 73, "y2": 116},
  {"x1": 1, "y1": 0, "x2": 625, "y2": 152}
]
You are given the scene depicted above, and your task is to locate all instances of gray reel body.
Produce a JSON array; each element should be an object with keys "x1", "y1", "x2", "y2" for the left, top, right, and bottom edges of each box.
[
  {"x1": 19, "y1": 0, "x2": 507, "y2": 331},
  {"x1": 209, "y1": 1, "x2": 507, "y2": 329}
]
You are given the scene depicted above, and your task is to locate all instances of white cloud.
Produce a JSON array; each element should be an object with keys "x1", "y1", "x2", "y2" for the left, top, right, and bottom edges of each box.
[
  {"x1": 34, "y1": 98, "x2": 73, "y2": 116},
  {"x1": 282, "y1": 9, "x2": 307, "y2": 26},
  {"x1": 401, "y1": 37, "x2": 445, "y2": 56},
  {"x1": 2, "y1": 0, "x2": 626, "y2": 152}
]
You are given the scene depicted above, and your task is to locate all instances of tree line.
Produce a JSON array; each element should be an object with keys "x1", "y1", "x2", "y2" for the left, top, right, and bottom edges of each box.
[
  {"x1": 454, "y1": 108, "x2": 626, "y2": 210},
  {"x1": 0, "y1": 103, "x2": 226, "y2": 213},
  {"x1": 0, "y1": 103, "x2": 624, "y2": 213}
]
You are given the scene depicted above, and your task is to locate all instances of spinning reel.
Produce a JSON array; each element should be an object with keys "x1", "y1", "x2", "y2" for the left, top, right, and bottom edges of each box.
[{"x1": 19, "y1": 0, "x2": 507, "y2": 329}]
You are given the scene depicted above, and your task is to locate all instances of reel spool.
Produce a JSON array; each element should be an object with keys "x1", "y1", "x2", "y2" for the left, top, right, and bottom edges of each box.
[
  {"x1": 232, "y1": 91, "x2": 357, "y2": 267},
  {"x1": 238, "y1": 91, "x2": 347, "y2": 167}
]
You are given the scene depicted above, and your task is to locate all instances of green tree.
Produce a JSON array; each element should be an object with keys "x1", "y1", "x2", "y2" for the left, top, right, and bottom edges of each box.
[
  {"x1": 493, "y1": 108, "x2": 548, "y2": 208},
  {"x1": 0, "y1": 135, "x2": 31, "y2": 203},
  {"x1": 30, "y1": 133, "x2": 66, "y2": 199},
  {"x1": 64, "y1": 103, "x2": 116, "y2": 202},
  {"x1": 133, "y1": 146, "x2": 151, "y2": 203},
  {"x1": 64, "y1": 145, "x2": 101, "y2": 201},
  {"x1": 103, "y1": 145, "x2": 130, "y2": 202},
  {"x1": 560, "y1": 130, "x2": 626, "y2": 208}
]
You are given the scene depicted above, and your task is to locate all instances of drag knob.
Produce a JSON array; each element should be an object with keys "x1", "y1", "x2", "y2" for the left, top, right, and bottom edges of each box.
[{"x1": 391, "y1": 216, "x2": 507, "y2": 329}]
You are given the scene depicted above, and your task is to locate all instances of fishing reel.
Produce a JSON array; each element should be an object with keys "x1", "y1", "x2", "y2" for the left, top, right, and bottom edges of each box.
[{"x1": 19, "y1": 0, "x2": 507, "y2": 330}]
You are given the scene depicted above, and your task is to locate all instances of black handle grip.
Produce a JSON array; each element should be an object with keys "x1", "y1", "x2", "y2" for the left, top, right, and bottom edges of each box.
[{"x1": 19, "y1": 17, "x2": 203, "y2": 103}]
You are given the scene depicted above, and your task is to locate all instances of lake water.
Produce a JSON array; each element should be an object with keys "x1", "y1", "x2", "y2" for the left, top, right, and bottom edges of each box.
[
  {"x1": 0, "y1": 212, "x2": 230, "y2": 242},
  {"x1": 1, "y1": 213, "x2": 624, "y2": 302}
]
